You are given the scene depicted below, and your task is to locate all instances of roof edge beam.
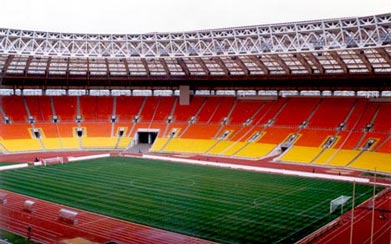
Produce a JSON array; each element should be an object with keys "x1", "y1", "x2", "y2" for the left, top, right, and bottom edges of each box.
[
  {"x1": 305, "y1": 53, "x2": 325, "y2": 74},
  {"x1": 295, "y1": 53, "x2": 312, "y2": 74},
  {"x1": 232, "y1": 56, "x2": 249, "y2": 75},
  {"x1": 214, "y1": 57, "x2": 230, "y2": 76},
  {"x1": 377, "y1": 48, "x2": 391, "y2": 64},
  {"x1": 272, "y1": 55, "x2": 291, "y2": 74},
  {"x1": 159, "y1": 58, "x2": 171, "y2": 76},
  {"x1": 2, "y1": 55, "x2": 14, "y2": 74},
  {"x1": 141, "y1": 58, "x2": 151, "y2": 76},
  {"x1": 195, "y1": 57, "x2": 210, "y2": 75},
  {"x1": 354, "y1": 50, "x2": 374, "y2": 73},
  {"x1": 177, "y1": 58, "x2": 190, "y2": 76},
  {"x1": 329, "y1": 51, "x2": 348, "y2": 74},
  {"x1": 24, "y1": 56, "x2": 33, "y2": 76},
  {"x1": 249, "y1": 56, "x2": 269, "y2": 75}
]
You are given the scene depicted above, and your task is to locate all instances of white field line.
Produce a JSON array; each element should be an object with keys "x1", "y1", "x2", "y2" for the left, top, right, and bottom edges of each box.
[
  {"x1": 67, "y1": 153, "x2": 110, "y2": 162},
  {"x1": 0, "y1": 163, "x2": 29, "y2": 171},
  {"x1": 143, "y1": 155, "x2": 370, "y2": 184}
]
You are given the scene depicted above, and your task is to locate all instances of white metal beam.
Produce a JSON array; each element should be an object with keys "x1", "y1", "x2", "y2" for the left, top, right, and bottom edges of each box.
[{"x1": 0, "y1": 13, "x2": 389, "y2": 58}]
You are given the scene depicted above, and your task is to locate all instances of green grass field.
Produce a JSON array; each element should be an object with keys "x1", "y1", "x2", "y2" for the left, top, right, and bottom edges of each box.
[{"x1": 0, "y1": 157, "x2": 379, "y2": 243}]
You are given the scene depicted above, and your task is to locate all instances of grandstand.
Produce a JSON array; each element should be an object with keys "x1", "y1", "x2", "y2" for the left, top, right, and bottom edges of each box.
[{"x1": 0, "y1": 12, "x2": 391, "y2": 243}]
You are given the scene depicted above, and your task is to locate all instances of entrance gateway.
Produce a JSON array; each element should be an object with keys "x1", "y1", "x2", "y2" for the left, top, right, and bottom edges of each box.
[{"x1": 134, "y1": 129, "x2": 159, "y2": 145}]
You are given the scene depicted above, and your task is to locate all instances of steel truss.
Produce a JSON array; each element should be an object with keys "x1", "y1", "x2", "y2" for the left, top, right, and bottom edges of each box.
[
  {"x1": 0, "y1": 13, "x2": 390, "y2": 90},
  {"x1": 0, "y1": 13, "x2": 390, "y2": 58}
]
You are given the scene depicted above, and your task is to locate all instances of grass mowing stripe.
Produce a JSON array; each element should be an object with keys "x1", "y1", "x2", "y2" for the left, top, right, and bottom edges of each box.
[{"x1": 0, "y1": 157, "x2": 379, "y2": 244}]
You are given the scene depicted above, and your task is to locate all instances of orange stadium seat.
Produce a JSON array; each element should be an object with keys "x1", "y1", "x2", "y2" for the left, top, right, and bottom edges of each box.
[
  {"x1": 258, "y1": 127, "x2": 297, "y2": 144},
  {"x1": 196, "y1": 97, "x2": 223, "y2": 123},
  {"x1": 53, "y1": 96, "x2": 77, "y2": 122},
  {"x1": 377, "y1": 137, "x2": 391, "y2": 153},
  {"x1": 343, "y1": 98, "x2": 368, "y2": 130},
  {"x1": 160, "y1": 123, "x2": 188, "y2": 138},
  {"x1": 273, "y1": 97, "x2": 320, "y2": 126},
  {"x1": 294, "y1": 129, "x2": 335, "y2": 147},
  {"x1": 181, "y1": 124, "x2": 220, "y2": 139},
  {"x1": 80, "y1": 96, "x2": 114, "y2": 121},
  {"x1": 0, "y1": 124, "x2": 33, "y2": 139},
  {"x1": 81, "y1": 122, "x2": 112, "y2": 137},
  {"x1": 372, "y1": 103, "x2": 391, "y2": 132},
  {"x1": 116, "y1": 96, "x2": 144, "y2": 121},
  {"x1": 355, "y1": 132, "x2": 388, "y2": 150},
  {"x1": 1, "y1": 96, "x2": 28, "y2": 122},
  {"x1": 25, "y1": 96, "x2": 53, "y2": 122},
  {"x1": 208, "y1": 97, "x2": 235, "y2": 124},
  {"x1": 229, "y1": 125, "x2": 263, "y2": 142},
  {"x1": 143, "y1": 96, "x2": 175, "y2": 122},
  {"x1": 173, "y1": 96, "x2": 206, "y2": 122},
  {"x1": 55, "y1": 123, "x2": 78, "y2": 137},
  {"x1": 308, "y1": 98, "x2": 355, "y2": 129},
  {"x1": 351, "y1": 102, "x2": 378, "y2": 130},
  {"x1": 253, "y1": 99, "x2": 285, "y2": 125},
  {"x1": 139, "y1": 96, "x2": 160, "y2": 122},
  {"x1": 229, "y1": 99, "x2": 264, "y2": 124},
  {"x1": 35, "y1": 123, "x2": 60, "y2": 138},
  {"x1": 333, "y1": 131, "x2": 364, "y2": 150}
]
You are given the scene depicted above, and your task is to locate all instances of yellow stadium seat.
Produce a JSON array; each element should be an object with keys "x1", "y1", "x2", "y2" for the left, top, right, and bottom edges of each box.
[
  {"x1": 163, "y1": 138, "x2": 215, "y2": 154},
  {"x1": 221, "y1": 142, "x2": 247, "y2": 156},
  {"x1": 235, "y1": 143, "x2": 276, "y2": 158},
  {"x1": 279, "y1": 146, "x2": 323, "y2": 163},
  {"x1": 41, "y1": 138, "x2": 63, "y2": 150},
  {"x1": 60, "y1": 138, "x2": 81, "y2": 149},
  {"x1": 313, "y1": 148, "x2": 336, "y2": 165},
  {"x1": 350, "y1": 152, "x2": 391, "y2": 173},
  {"x1": 1, "y1": 139, "x2": 42, "y2": 152},
  {"x1": 150, "y1": 138, "x2": 168, "y2": 151},
  {"x1": 82, "y1": 137, "x2": 117, "y2": 148},
  {"x1": 208, "y1": 141, "x2": 236, "y2": 155},
  {"x1": 327, "y1": 149, "x2": 360, "y2": 167},
  {"x1": 116, "y1": 137, "x2": 132, "y2": 149}
]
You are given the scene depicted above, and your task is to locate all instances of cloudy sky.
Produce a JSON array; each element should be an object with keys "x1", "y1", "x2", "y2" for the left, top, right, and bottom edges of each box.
[{"x1": 0, "y1": 0, "x2": 389, "y2": 34}]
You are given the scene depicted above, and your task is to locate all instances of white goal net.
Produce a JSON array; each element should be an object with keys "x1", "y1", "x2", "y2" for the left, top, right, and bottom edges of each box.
[
  {"x1": 41, "y1": 157, "x2": 64, "y2": 166},
  {"x1": 330, "y1": 195, "x2": 351, "y2": 213}
]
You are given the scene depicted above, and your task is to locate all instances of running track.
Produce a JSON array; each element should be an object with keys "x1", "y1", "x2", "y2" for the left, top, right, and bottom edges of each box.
[{"x1": 0, "y1": 190, "x2": 213, "y2": 243}]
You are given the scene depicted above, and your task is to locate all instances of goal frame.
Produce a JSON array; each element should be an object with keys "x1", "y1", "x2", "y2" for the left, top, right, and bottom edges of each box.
[
  {"x1": 41, "y1": 157, "x2": 64, "y2": 166},
  {"x1": 330, "y1": 195, "x2": 351, "y2": 214}
]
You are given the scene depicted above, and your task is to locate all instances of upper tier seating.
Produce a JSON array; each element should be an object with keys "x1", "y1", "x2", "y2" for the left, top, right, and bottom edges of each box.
[
  {"x1": 273, "y1": 97, "x2": 320, "y2": 126},
  {"x1": 190, "y1": 96, "x2": 236, "y2": 124},
  {"x1": 25, "y1": 96, "x2": 53, "y2": 122},
  {"x1": 1, "y1": 96, "x2": 27, "y2": 122},
  {"x1": 80, "y1": 96, "x2": 114, "y2": 121},
  {"x1": 229, "y1": 100, "x2": 264, "y2": 124},
  {"x1": 308, "y1": 98, "x2": 356, "y2": 129},
  {"x1": 52, "y1": 96, "x2": 77, "y2": 122},
  {"x1": 116, "y1": 96, "x2": 144, "y2": 121},
  {"x1": 173, "y1": 96, "x2": 206, "y2": 122},
  {"x1": 372, "y1": 103, "x2": 391, "y2": 132}
]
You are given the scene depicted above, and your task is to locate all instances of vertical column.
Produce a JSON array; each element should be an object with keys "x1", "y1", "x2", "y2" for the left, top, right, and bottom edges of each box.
[{"x1": 179, "y1": 85, "x2": 190, "y2": 105}]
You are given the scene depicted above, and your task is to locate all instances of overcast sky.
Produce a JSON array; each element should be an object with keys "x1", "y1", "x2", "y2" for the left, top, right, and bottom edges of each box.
[{"x1": 0, "y1": 0, "x2": 390, "y2": 34}]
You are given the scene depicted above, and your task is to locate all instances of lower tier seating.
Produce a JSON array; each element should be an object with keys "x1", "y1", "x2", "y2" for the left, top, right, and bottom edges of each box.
[{"x1": 279, "y1": 146, "x2": 323, "y2": 164}]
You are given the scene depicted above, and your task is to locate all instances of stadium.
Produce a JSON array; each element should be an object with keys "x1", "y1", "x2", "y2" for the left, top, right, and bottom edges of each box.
[{"x1": 0, "y1": 6, "x2": 391, "y2": 244}]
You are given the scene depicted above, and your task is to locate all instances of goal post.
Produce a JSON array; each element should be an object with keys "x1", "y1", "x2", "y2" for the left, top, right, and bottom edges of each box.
[
  {"x1": 330, "y1": 195, "x2": 351, "y2": 214},
  {"x1": 42, "y1": 157, "x2": 64, "y2": 166}
]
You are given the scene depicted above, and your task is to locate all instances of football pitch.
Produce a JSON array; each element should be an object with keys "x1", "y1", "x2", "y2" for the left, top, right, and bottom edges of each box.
[{"x1": 0, "y1": 157, "x2": 379, "y2": 243}]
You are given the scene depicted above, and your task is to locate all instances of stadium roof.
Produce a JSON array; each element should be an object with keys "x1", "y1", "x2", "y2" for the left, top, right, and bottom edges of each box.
[{"x1": 0, "y1": 13, "x2": 390, "y2": 91}]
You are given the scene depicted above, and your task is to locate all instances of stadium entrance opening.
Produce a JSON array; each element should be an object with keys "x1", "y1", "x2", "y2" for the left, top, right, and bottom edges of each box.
[{"x1": 135, "y1": 129, "x2": 159, "y2": 144}]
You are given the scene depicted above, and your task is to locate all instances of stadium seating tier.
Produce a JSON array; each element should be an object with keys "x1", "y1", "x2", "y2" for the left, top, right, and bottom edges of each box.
[{"x1": 1, "y1": 95, "x2": 390, "y2": 174}]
